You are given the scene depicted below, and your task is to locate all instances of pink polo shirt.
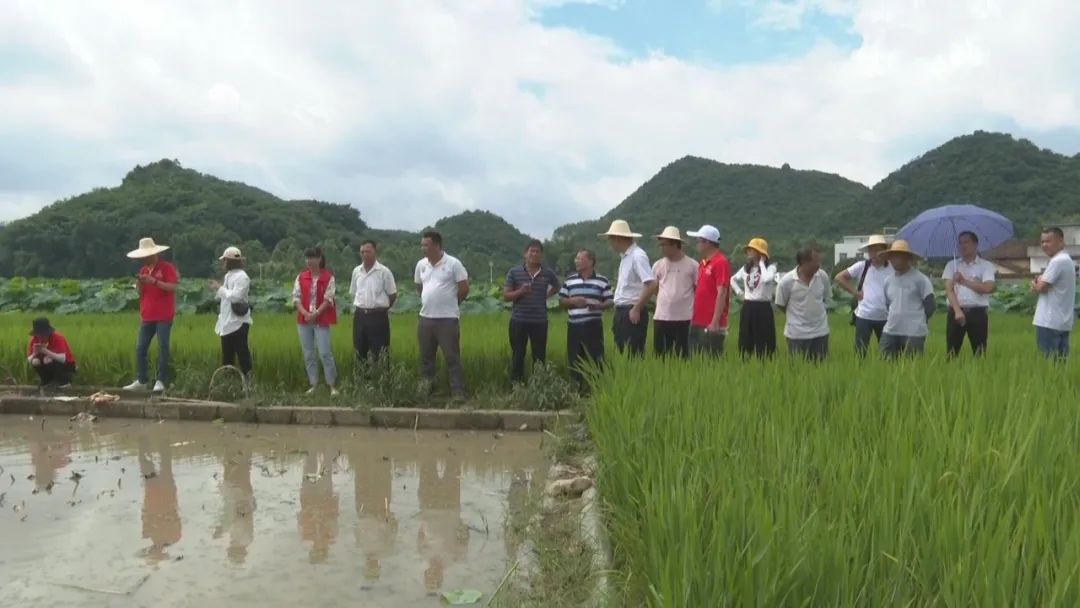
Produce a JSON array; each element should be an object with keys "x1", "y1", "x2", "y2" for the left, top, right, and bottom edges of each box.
[{"x1": 652, "y1": 255, "x2": 698, "y2": 322}]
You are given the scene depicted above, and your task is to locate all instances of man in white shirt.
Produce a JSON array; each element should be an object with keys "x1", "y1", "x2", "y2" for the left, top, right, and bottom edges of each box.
[
  {"x1": 943, "y1": 231, "x2": 995, "y2": 357},
  {"x1": 350, "y1": 240, "x2": 397, "y2": 365},
  {"x1": 775, "y1": 245, "x2": 832, "y2": 361},
  {"x1": 835, "y1": 235, "x2": 893, "y2": 357},
  {"x1": 414, "y1": 230, "x2": 470, "y2": 399},
  {"x1": 1031, "y1": 226, "x2": 1077, "y2": 359},
  {"x1": 880, "y1": 240, "x2": 936, "y2": 358},
  {"x1": 599, "y1": 220, "x2": 655, "y2": 356}
]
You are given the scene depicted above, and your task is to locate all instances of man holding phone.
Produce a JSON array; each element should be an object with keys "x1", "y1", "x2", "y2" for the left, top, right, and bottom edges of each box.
[
  {"x1": 559, "y1": 248, "x2": 613, "y2": 388},
  {"x1": 123, "y1": 237, "x2": 179, "y2": 393},
  {"x1": 503, "y1": 240, "x2": 559, "y2": 384}
]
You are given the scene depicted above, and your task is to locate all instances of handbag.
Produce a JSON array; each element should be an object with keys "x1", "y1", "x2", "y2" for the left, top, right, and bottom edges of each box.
[
  {"x1": 849, "y1": 259, "x2": 870, "y2": 326},
  {"x1": 230, "y1": 302, "x2": 251, "y2": 316}
]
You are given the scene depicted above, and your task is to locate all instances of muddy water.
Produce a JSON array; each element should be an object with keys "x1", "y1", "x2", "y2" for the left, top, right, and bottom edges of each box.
[{"x1": 0, "y1": 415, "x2": 547, "y2": 607}]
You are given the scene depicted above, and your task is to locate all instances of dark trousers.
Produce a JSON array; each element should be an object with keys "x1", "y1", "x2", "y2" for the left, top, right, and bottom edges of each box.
[
  {"x1": 567, "y1": 320, "x2": 605, "y2": 386},
  {"x1": 854, "y1": 317, "x2": 886, "y2": 357},
  {"x1": 653, "y1": 320, "x2": 690, "y2": 358},
  {"x1": 880, "y1": 333, "x2": 926, "y2": 358},
  {"x1": 509, "y1": 320, "x2": 548, "y2": 383},
  {"x1": 418, "y1": 317, "x2": 465, "y2": 396},
  {"x1": 34, "y1": 361, "x2": 76, "y2": 387},
  {"x1": 946, "y1": 307, "x2": 988, "y2": 357},
  {"x1": 689, "y1": 326, "x2": 726, "y2": 357},
  {"x1": 354, "y1": 310, "x2": 391, "y2": 364},
  {"x1": 738, "y1": 301, "x2": 776, "y2": 359},
  {"x1": 613, "y1": 306, "x2": 648, "y2": 356},
  {"x1": 787, "y1": 335, "x2": 829, "y2": 361},
  {"x1": 220, "y1": 323, "x2": 253, "y2": 375}
]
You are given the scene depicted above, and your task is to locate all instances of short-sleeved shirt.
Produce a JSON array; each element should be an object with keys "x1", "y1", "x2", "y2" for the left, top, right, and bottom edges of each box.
[
  {"x1": 775, "y1": 269, "x2": 831, "y2": 339},
  {"x1": 414, "y1": 253, "x2": 468, "y2": 319},
  {"x1": 614, "y1": 243, "x2": 654, "y2": 307},
  {"x1": 692, "y1": 251, "x2": 731, "y2": 330},
  {"x1": 883, "y1": 269, "x2": 935, "y2": 337},
  {"x1": 846, "y1": 260, "x2": 893, "y2": 322},
  {"x1": 350, "y1": 262, "x2": 397, "y2": 309},
  {"x1": 504, "y1": 264, "x2": 559, "y2": 323},
  {"x1": 943, "y1": 257, "x2": 995, "y2": 308},
  {"x1": 138, "y1": 260, "x2": 178, "y2": 322},
  {"x1": 731, "y1": 262, "x2": 778, "y2": 302},
  {"x1": 27, "y1": 332, "x2": 76, "y2": 366},
  {"x1": 559, "y1": 272, "x2": 613, "y2": 324},
  {"x1": 1034, "y1": 251, "x2": 1077, "y2": 332},
  {"x1": 652, "y1": 255, "x2": 698, "y2": 322}
]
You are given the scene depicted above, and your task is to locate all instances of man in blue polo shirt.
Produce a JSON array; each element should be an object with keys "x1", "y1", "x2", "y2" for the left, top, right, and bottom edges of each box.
[{"x1": 503, "y1": 240, "x2": 560, "y2": 384}]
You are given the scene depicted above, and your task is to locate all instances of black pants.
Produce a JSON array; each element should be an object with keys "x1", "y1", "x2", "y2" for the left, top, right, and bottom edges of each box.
[
  {"x1": 613, "y1": 306, "x2": 648, "y2": 356},
  {"x1": 354, "y1": 310, "x2": 391, "y2": 363},
  {"x1": 567, "y1": 320, "x2": 605, "y2": 386},
  {"x1": 509, "y1": 320, "x2": 548, "y2": 383},
  {"x1": 854, "y1": 317, "x2": 886, "y2": 358},
  {"x1": 653, "y1": 320, "x2": 690, "y2": 358},
  {"x1": 220, "y1": 323, "x2": 252, "y2": 374},
  {"x1": 738, "y1": 300, "x2": 776, "y2": 359},
  {"x1": 946, "y1": 306, "x2": 988, "y2": 357},
  {"x1": 34, "y1": 361, "x2": 76, "y2": 387}
]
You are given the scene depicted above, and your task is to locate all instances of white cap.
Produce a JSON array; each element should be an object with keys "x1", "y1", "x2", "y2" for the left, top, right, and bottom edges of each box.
[
  {"x1": 219, "y1": 246, "x2": 244, "y2": 260},
  {"x1": 686, "y1": 225, "x2": 720, "y2": 244}
]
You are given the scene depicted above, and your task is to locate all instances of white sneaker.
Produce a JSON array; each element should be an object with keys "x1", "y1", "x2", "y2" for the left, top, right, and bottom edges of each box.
[
  {"x1": 152, "y1": 381, "x2": 166, "y2": 393},
  {"x1": 329, "y1": 387, "x2": 340, "y2": 397},
  {"x1": 305, "y1": 386, "x2": 317, "y2": 395},
  {"x1": 122, "y1": 380, "x2": 147, "y2": 391}
]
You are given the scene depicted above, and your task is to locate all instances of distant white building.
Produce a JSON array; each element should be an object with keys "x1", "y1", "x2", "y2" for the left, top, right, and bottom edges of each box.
[
  {"x1": 1028, "y1": 224, "x2": 1080, "y2": 274},
  {"x1": 833, "y1": 228, "x2": 896, "y2": 265}
]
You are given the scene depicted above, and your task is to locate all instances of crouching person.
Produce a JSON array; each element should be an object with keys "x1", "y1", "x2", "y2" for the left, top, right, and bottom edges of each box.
[{"x1": 27, "y1": 318, "x2": 76, "y2": 388}]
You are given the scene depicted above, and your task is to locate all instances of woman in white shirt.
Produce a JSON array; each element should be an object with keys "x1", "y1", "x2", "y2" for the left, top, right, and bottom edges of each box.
[
  {"x1": 730, "y1": 238, "x2": 778, "y2": 358},
  {"x1": 209, "y1": 246, "x2": 253, "y2": 379}
]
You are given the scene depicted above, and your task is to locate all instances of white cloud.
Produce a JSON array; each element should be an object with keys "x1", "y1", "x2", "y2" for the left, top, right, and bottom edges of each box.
[{"x1": 0, "y1": 0, "x2": 1078, "y2": 237}]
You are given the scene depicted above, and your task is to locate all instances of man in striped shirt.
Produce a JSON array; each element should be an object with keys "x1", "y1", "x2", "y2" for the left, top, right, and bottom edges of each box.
[{"x1": 559, "y1": 249, "x2": 614, "y2": 387}]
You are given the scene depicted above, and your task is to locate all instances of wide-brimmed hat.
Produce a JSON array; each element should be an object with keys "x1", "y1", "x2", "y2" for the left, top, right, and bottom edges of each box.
[
  {"x1": 745, "y1": 237, "x2": 769, "y2": 258},
  {"x1": 30, "y1": 317, "x2": 55, "y2": 337},
  {"x1": 219, "y1": 246, "x2": 244, "y2": 261},
  {"x1": 598, "y1": 220, "x2": 641, "y2": 239},
  {"x1": 686, "y1": 224, "x2": 720, "y2": 244},
  {"x1": 127, "y1": 237, "x2": 170, "y2": 259},
  {"x1": 878, "y1": 239, "x2": 922, "y2": 261},
  {"x1": 655, "y1": 226, "x2": 684, "y2": 242},
  {"x1": 858, "y1": 234, "x2": 889, "y2": 251}
]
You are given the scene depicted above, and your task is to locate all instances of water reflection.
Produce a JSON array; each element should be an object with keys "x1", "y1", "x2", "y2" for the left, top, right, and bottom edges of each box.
[
  {"x1": 297, "y1": 452, "x2": 339, "y2": 564},
  {"x1": 348, "y1": 444, "x2": 397, "y2": 582},
  {"x1": 417, "y1": 452, "x2": 467, "y2": 591},
  {"x1": 138, "y1": 437, "x2": 182, "y2": 564},
  {"x1": 27, "y1": 434, "x2": 70, "y2": 494},
  {"x1": 215, "y1": 446, "x2": 255, "y2": 565}
]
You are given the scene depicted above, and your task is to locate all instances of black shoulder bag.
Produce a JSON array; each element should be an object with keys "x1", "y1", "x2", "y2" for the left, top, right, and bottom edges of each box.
[{"x1": 849, "y1": 259, "x2": 870, "y2": 326}]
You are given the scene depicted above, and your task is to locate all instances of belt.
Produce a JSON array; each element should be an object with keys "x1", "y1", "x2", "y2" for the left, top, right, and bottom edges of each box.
[
  {"x1": 959, "y1": 306, "x2": 988, "y2": 312},
  {"x1": 615, "y1": 304, "x2": 634, "y2": 310},
  {"x1": 355, "y1": 308, "x2": 389, "y2": 314}
]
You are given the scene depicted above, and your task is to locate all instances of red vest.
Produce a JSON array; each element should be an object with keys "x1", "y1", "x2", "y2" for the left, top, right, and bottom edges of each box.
[{"x1": 296, "y1": 269, "x2": 337, "y2": 326}]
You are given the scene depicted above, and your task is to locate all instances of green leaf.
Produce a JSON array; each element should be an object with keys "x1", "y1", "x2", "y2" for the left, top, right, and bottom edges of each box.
[{"x1": 440, "y1": 589, "x2": 482, "y2": 605}]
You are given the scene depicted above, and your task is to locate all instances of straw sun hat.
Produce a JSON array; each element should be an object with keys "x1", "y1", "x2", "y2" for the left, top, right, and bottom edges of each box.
[
  {"x1": 598, "y1": 219, "x2": 642, "y2": 239},
  {"x1": 126, "y1": 237, "x2": 170, "y2": 259},
  {"x1": 654, "y1": 226, "x2": 684, "y2": 242},
  {"x1": 858, "y1": 234, "x2": 889, "y2": 251},
  {"x1": 878, "y1": 239, "x2": 922, "y2": 261}
]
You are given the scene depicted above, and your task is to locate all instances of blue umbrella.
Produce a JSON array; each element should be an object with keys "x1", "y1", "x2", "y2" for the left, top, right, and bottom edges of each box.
[{"x1": 895, "y1": 204, "x2": 1014, "y2": 259}]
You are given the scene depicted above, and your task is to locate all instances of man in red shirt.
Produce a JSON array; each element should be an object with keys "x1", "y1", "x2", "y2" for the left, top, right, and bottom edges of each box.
[
  {"x1": 123, "y1": 238, "x2": 179, "y2": 393},
  {"x1": 687, "y1": 225, "x2": 730, "y2": 356},
  {"x1": 27, "y1": 318, "x2": 76, "y2": 388}
]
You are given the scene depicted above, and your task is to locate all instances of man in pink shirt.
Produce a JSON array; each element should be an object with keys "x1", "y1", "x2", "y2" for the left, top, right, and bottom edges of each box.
[{"x1": 634, "y1": 226, "x2": 698, "y2": 358}]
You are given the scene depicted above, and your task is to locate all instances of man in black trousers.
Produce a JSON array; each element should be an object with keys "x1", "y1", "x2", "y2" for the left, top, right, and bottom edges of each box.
[
  {"x1": 349, "y1": 240, "x2": 397, "y2": 367},
  {"x1": 943, "y1": 231, "x2": 996, "y2": 357},
  {"x1": 502, "y1": 240, "x2": 559, "y2": 384}
]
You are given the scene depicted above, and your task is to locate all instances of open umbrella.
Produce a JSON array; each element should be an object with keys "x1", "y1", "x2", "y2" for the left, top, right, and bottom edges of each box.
[{"x1": 895, "y1": 204, "x2": 1014, "y2": 259}]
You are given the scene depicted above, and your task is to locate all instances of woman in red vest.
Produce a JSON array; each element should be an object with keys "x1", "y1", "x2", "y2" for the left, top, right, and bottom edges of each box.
[{"x1": 292, "y1": 247, "x2": 339, "y2": 395}]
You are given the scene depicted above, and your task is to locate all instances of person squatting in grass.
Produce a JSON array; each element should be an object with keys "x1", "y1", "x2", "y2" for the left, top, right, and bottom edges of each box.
[
  {"x1": 209, "y1": 246, "x2": 253, "y2": 379},
  {"x1": 415, "y1": 229, "x2": 470, "y2": 400},
  {"x1": 775, "y1": 245, "x2": 831, "y2": 361},
  {"x1": 559, "y1": 248, "x2": 613, "y2": 388},
  {"x1": 879, "y1": 240, "x2": 936, "y2": 358},
  {"x1": 637, "y1": 226, "x2": 697, "y2": 359},
  {"x1": 600, "y1": 220, "x2": 655, "y2": 357},
  {"x1": 834, "y1": 234, "x2": 893, "y2": 357},
  {"x1": 502, "y1": 239, "x2": 559, "y2": 384},
  {"x1": 349, "y1": 240, "x2": 397, "y2": 368},
  {"x1": 943, "y1": 231, "x2": 996, "y2": 357},
  {"x1": 730, "y1": 237, "x2": 778, "y2": 359},
  {"x1": 123, "y1": 237, "x2": 178, "y2": 393},
  {"x1": 688, "y1": 224, "x2": 730, "y2": 357},
  {"x1": 293, "y1": 247, "x2": 339, "y2": 396},
  {"x1": 1031, "y1": 226, "x2": 1077, "y2": 359},
  {"x1": 27, "y1": 317, "x2": 76, "y2": 388}
]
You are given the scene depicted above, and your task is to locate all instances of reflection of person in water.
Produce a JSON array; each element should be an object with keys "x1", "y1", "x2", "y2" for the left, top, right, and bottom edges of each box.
[
  {"x1": 417, "y1": 452, "x2": 468, "y2": 591},
  {"x1": 214, "y1": 446, "x2": 256, "y2": 564},
  {"x1": 297, "y1": 452, "x2": 339, "y2": 564},
  {"x1": 350, "y1": 447, "x2": 398, "y2": 582},
  {"x1": 503, "y1": 467, "x2": 532, "y2": 559},
  {"x1": 27, "y1": 433, "x2": 71, "y2": 493},
  {"x1": 138, "y1": 437, "x2": 182, "y2": 564}
]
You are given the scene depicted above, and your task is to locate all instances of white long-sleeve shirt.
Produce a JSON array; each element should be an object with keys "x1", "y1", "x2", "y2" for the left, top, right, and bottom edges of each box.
[
  {"x1": 730, "y1": 261, "x2": 778, "y2": 302},
  {"x1": 215, "y1": 269, "x2": 253, "y2": 337}
]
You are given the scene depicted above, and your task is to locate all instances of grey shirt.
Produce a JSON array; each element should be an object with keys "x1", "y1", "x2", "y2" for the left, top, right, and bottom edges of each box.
[{"x1": 883, "y1": 269, "x2": 935, "y2": 337}]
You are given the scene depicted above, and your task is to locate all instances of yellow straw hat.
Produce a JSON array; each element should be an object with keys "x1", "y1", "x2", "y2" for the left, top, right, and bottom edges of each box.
[
  {"x1": 877, "y1": 239, "x2": 922, "y2": 261},
  {"x1": 744, "y1": 238, "x2": 769, "y2": 258}
]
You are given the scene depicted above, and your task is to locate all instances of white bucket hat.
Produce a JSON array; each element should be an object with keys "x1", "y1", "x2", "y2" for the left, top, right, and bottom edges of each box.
[
  {"x1": 686, "y1": 225, "x2": 720, "y2": 244},
  {"x1": 598, "y1": 219, "x2": 642, "y2": 239},
  {"x1": 858, "y1": 235, "x2": 889, "y2": 251},
  {"x1": 655, "y1": 226, "x2": 684, "y2": 242},
  {"x1": 219, "y1": 246, "x2": 244, "y2": 260},
  {"x1": 126, "y1": 237, "x2": 170, "y2": 259}
]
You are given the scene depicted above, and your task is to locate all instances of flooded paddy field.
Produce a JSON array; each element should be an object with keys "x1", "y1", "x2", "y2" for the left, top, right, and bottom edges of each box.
[{"x1": 0, "y1": 415, "x2": 548, "y2": 607}]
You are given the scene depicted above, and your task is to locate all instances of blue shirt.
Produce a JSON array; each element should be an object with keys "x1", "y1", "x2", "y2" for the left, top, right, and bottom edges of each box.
[{"x1": 505, "y1": 264, "x2": 559, "y2": 323}]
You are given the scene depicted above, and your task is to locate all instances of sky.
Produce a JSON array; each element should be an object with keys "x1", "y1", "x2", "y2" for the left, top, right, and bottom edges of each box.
[{"x1": 1, "y1": 0, "x2": 1079, "y2": 237}]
